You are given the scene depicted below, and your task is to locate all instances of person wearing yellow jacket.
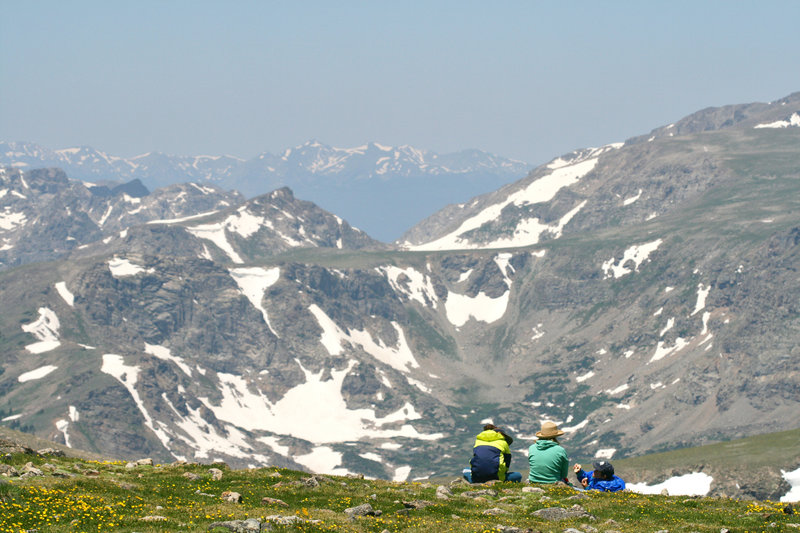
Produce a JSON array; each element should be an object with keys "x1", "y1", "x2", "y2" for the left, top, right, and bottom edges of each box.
[{"x1": 462, "y1": 424, "x2": 522, "y2": 483}]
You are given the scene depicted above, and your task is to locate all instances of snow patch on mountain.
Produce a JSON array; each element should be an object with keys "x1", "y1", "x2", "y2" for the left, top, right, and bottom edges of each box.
[
  {"x1": 198, "y1": 360, "x2": 441, "y2": 444},
  {"x1": 295, "y1": 447, "x2": 350, "y2": 476},
  {"x1": 781, "y1": 465, "x2": 800, "y2": 502},
  {"x1": 147, "y1": 210, "x2": 221, "y2": 225},
  {"x1": 101, "y1": 354, "x2": 173, "y2": 449},
  {"x1": 229, "y1": 267, "x2": 281, "y2": 337},
  {"x1": 55, "y1": 419, "x2": 71, "y2": 447},
  {"x1": 692, "y1": 284, "x2": 710, "y2": 315},
  {"x1": 21, "y1": 307, "x2": 61, "y2": 353},
  {"x1": 17, "y1": 364, "x2": 58, "y2": 382},
  {"x1": 444, "y1": 253, "x2": 514, "y2": 327},
  {"x1": 444, "y1": 290, "x2": 510, "y2": 328},
  {"x1": 754, "y1": 112, "x2": 800, "y2": 129},
  {"x1": 108, "y1": 257, "x2": 154, "y2": 278},
  {"x1": 102, "y1": 355, "x2": 256, "y2": 462},
  {"x1": 257, "y1": 436, "x2": 290, "y2": 456},
  {"x1": 0, "y1": 210, "x2": 26, "y2": 231},
  {"x1": 405, "y1": 145, "x2": 619, "y2": 251},
  {"x1": 623, "y1": 189, "x2": 642, "y2": 205},
  {"x1": 602, "y1": 239, "x2": 663, "y2": 279},
  {"x1": 628, "y1": 472, "x2": 713, "y2": 496},
  {"x1": 226, "y1": 208, "x2": 267, "y2": 238},
  {"x1": 55, "y1": 281, "x2": 74, "y2": 307},
  {"x1": 650, "y1": 337, "x2": 690, "y2": 363},
  {"x1": 308, "y1": 304, "x2": 419, "y2": 372},
  {"x1": 595, "y1": 448, "x2": 616, "y2": 459},
  {"x1": 393, "y1": 465, "x2": 412, "y2": 482},
  {"x1": 186, "y1": 221, "x2": 243, "y2": 263},
  {"x1": 144, "y1": 343, "x2": 193, "y2": 377},
  {"x1": 159, "y1": 393, "x2": 267, "y2": 462},
  {"x1": 380, "y1": 266, "x2": 438, "y2": 307}
]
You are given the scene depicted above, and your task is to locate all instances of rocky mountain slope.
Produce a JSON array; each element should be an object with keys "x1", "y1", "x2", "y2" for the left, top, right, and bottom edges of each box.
[
  {"x1": 1, "y1": 92, "x2": 799, "y2": 494},
  {"x1": 0, "y1": 140, "x2": 531, "y2": 241},
  {"x1": 0, "y1": 167, "x2": 242, "y2": 269}
]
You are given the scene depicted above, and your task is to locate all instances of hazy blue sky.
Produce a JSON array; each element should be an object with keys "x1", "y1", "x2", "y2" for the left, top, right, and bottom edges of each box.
[{"x1": 2, "y1": 1, "x2": 799, "y2": 165}]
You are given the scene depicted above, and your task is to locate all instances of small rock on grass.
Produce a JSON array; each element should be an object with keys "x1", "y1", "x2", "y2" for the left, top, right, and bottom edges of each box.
[
  {"x1": 494, "y1": 526, "x2": 534, "y2": 533},
  {"x1": 221, "y1": 490, "x2": 241, "y2": 503},
  {"x1": 436, "y1": 485, "x2": 453, "y2": 499},
  {"x1": 209, "y1": 468, "x2": 224, "y2": 481},
  {"x1": 523, "y1": 486, "x2": 545, "y2": 493},
  {"x1": 261, "y1": 497, "x2": 288, "y2": 507},
  {"x1": 402, "y1": 500, "x2": 434, "y2": 510},
  {"x1": 207, "y1": 518, "x2": 262, "y2": 532},
  {"x1": 533, "y1": 505, "x2": 595, "y2": 521},
  {"x1": 482, "y1": 507, "x2": 509, "y2": 516},
  {"x1": 0, "y1": 465, "x2": 19, "y2": 477},
  {"x1": 462, "y1": 488, "x2": 498, "y2": 498},
  {"x1": 345, "y1": 503, "x2": 379, "y2": 518},
  {"x1": 183, "y1": 472, "x2": 201, "y2": 481},
  {"x1": 37, "y1": 448, "x2": 65, "y2": 457}
]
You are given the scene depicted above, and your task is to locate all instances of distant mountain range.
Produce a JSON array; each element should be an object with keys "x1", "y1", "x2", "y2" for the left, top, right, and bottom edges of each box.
[
  {"x1": 1, "y1": 91, "x2": 799, "y2": 498},
  {"x1": 0, "y1": 140, "x2": 531, "y2": 242}
]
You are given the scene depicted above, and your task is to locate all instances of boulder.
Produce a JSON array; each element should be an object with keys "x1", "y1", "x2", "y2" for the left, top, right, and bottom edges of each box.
[
  {"x1": 436, "y1": 485, "x2": 454, "y2": 499},
  {"x1": 523, "y1": 486, "x2": 545, "y2": 493},
  {"x1": 533, "y1": 505, "x2": 595, "y2": 521},
  {"x1": 402, "y1": 500, "x2": 433, "y2": 510},
  {"x1": 206, "y1": 518, "x2": 262, "y2": 532},
  {"x1": 221, "y1": 490, "x2": 242, "y2": 503},
  {"x1": 0, "y1": 465, "x2": 19, "y2": 477},
  {"x1": 345, "y1": 503, "x2": 378, "y2": 517},
  {"x1": 37, "y1": 448, "x2": 65, "y2": 457},
  {"x1": 261, "y1": 497, "x2": 288, "y2": 507}
]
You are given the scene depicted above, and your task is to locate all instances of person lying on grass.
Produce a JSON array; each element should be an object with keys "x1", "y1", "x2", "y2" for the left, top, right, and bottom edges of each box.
[{"x1": 573, "y1": 460, "x2": 626, "y2": 492}]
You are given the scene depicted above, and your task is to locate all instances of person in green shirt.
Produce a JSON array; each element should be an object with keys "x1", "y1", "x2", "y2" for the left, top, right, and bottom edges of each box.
[{"x1": 528, "y1": 421, "x2": 570, "y2": 484}]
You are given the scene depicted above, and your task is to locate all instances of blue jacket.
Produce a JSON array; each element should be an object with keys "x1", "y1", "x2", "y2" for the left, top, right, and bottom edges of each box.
[
  {"x1": 470, "y1": 430, "x2": 512, "y2": 482},
  {"x1": 576, "y1": 469, "x2": 626, "y2": 492}
]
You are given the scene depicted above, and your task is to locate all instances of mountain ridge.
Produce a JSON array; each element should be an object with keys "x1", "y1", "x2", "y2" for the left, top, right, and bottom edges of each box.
[{"x1": 1, "y1": 140, "x2": 531, "y2": 241}]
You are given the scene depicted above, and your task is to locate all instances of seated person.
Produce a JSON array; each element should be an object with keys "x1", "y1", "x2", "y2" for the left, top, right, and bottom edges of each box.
[
  {"x1": 462, "y1": 424, "x2": 522, "y2": 483},
  {"x1": 573, "y1": 461, "x2": 626, "y2": 492},
  {"x1": 528, "y1": 421, "x2": 570, "y2": 484}
]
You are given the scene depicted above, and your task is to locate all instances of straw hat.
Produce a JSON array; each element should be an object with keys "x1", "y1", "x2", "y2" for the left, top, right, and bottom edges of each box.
[{"x1": 535, "y1": 421, "x2": 565, "y2": 438}]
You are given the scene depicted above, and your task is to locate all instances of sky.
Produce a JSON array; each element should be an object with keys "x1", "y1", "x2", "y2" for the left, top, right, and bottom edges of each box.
[{"x1": 1, "y1": 1, "x2": 799, "y2": 166}]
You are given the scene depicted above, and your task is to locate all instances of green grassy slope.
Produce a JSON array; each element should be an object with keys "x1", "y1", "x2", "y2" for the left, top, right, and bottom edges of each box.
[
  {"x1": 0, "y1": 452, "x2": 796, "y2": 533},
  {"x1": 615, "y1": 427, "x2": 800, "y2": 471},
  {"x1": 0, "y1": 425, "x2": 798, "y2": 532}
]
